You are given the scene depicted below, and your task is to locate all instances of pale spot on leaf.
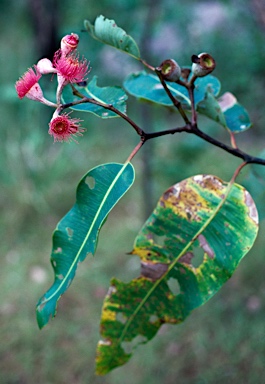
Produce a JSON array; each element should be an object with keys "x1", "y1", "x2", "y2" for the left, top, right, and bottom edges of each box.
[
  {"x1": 244, "y1": 190, "x2": 259, "y2": 224},
  {"x1": 85, "y1": 176, "x2": 95, "y2": 189},
  {"x1": 218, "y1": 92, "x2": 237, "y2": 111},
  {"x1": 66, "y1": 227, "x2": 73, "y2": 237},
  {"x1": 198, "y1": 234, "x2": 215, "y2": 259},
  {"x1": 167, "y1": 277, "x2": 180, "y2": 295}
]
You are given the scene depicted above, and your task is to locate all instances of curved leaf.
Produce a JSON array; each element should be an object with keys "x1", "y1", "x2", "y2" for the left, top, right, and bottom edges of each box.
[
  {"x1": 198, "y1": 91, "x2": 252, "y2": 132},
  {"x1": 197, "y1": 88, "x2": 227, "y2": 127},
  {"x1": 96, "y1": 174, "x2": 258, "y2": 374},
  {"x1": 218, "y1": 92, "x2": 252, "y2": 132},
  {"x1": 36, "y1": 162, "x2": 135, "y2": 329},
  {"x1": 62, "y1": 76, "x2": 127, "y2": 118},
  {"x1": 123, "y1": 71, "x2": 221, "y2": 109},
  {"x1": 84, "y1": 15, "x2": 140, "y2": 59}
]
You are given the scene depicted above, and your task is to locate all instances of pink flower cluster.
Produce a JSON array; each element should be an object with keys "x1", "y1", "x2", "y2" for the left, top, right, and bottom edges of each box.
[{"x1": 15, "y1": 33, "x2": 90, "y2": 142}]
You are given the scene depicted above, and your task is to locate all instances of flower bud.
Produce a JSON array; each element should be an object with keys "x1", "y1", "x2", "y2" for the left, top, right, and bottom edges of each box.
[
  {"x1": 191, "y1": 53, "x2": 216, "y2": 77},
  {"x1": 60, "y1": 33, "x2": 79, "y2": 55},
  {"x1": 36, "y1": 58, "x2": 57, "y2": 75},
  {"x1": 159, "y1": 59, "x2": 181, "y2": 82}
]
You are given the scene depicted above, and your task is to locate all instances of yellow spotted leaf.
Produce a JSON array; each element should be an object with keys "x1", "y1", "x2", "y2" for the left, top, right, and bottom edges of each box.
[{"x1": 96, "y1": 174, "x2": 258, "y2": 374}]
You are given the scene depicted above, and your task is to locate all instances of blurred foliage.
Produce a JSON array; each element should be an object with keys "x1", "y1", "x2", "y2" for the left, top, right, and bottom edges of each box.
[{"x1": 1, "y1": 0, "x2": 265, "y2": 382}]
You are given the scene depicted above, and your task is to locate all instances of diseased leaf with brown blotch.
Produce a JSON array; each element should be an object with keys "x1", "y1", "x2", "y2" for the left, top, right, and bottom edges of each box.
[{"x1": 96, "y1": 175, "x2": 258, "y2": 375}]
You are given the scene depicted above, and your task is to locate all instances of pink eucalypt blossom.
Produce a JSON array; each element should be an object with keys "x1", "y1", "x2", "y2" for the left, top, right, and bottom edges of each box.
[
  {"x1": 53, "y1": 49, "x2": 89, "y2": 84},
  {"x1": 15, "y1": 66, "x2": 57, "y2": 107},
  {"x1": 53, "y1": 49, "x2": 90, "y2": 103},
  {"x1": 48, "y1": 111, "x2": 85, "y2": 143}
]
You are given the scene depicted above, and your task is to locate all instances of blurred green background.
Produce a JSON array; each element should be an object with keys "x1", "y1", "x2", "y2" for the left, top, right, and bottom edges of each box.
[{"x1": 1, "y1": 0, "x2": 265, "y2": 383}]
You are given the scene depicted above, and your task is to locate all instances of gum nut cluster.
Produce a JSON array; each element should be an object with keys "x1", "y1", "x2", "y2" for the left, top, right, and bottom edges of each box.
[{"x1": 15, "y1": 33, "x2": 90, "y2": 142}]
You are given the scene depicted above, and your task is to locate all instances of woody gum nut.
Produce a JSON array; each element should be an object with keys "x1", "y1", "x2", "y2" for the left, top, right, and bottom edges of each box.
[
  {"x1": 159, "y1": 59, "x2": 181, "y2": 82},
  {"x1": 191, "y1": 53, "x2": 216, "y2": 77}
]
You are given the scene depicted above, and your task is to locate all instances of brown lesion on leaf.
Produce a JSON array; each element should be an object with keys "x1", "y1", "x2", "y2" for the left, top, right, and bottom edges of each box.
[
  {"x1": 244, "y1": 190, "x2": 259, "y2": 224},
  {"x1": 178, "y1": 252, "x2": 193, "y2": 265},
  {"x1": 162, "y1": 180, "x2": 208, "y2": 222},
  {"x1": 197, "y1": 234, "x2": 215, "y2": 259},
  {"x1": 218, "y1": 92, "x2": 237, "y2": 112},
  {"x1": 141, "y1": 261, "x2": 168, "y2": 281},
  {"x1": 178, "y1": 235, "x2": 214, "y2": 268},
  {"x1": 192, "y1": 175, "x2": 224, "y2": 194},
  {"x1": 161, "y1": 175, "x2": 226, "y2": 222}
]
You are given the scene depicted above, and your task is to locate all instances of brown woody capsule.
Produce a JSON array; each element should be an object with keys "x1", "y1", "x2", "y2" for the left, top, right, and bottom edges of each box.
[
  {"x1": 191, "y1": 53, "x2": 216, "y2": 77},
  {"x1": 158, "y1": 59, "x2": 181, "y2": 82}
]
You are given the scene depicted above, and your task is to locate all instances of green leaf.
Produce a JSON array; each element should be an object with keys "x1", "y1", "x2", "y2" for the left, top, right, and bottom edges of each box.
[
  {"x1": 84, "y1": 15, "x2": 140, "y2": 59},
  {"x1": 198, "y1": 91, "x2": 252, "y2": 132},
  {"x1": 123, "y1": 71, "x2": 220, "y2": 109},
  {"x1": 62, "y1": 76, "x2": 127, "y2": 118},
  {"x1": 96, "y1": 174, "x2": 258, "y2": 374},
  {"x1": 218, "y1": 92, "x2": 252, "y2": 132},
  {"x1": 36, "y1": 162, "x2": 135, "y2": 329},
  {"x1": 197, "y1": 88, "x2": 227, "y2": 127},
  {"x1": 193, "y1": 75, "x2": 221, "y2": 106}
]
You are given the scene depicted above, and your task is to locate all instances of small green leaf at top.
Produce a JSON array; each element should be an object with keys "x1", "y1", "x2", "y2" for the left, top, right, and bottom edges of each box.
[
  {"x1": 96, "y1": 174, "x2": 258, "y2": 374},
  {"x1": 36, "y1": 162, "x2": 135, "y2": 329},
  {"x1": 84, "y1": 15, "x2": 140, "y2": 59},
  {"x1": 62, "y1": 76, "x2": 127, "y2": 118}
]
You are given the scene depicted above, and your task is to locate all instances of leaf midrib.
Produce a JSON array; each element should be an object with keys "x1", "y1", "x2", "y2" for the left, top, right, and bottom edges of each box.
[
  {"x1": 41, "y1": 162, "x2": 131, "y2": 305},
  {"x1": 117, "y1": 178, "x2": 234, "y2": 345}
]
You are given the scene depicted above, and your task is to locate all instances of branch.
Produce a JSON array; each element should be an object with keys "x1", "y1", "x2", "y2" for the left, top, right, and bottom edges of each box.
[
  {"x1": 189, "y1": 125, "x2": 265, "y2": 165},
  {"x1": 61, "y1": 89, "x2": 265, "y2": 166},
  {"x1": 186, "y1": 79, "x2": 197, "y2": 125},
  {"x1": 155, "y1": 69, "x2": 190, "y2": 124},
  {"x1": 144, "y1": 125, "x2": 191, "y2": 140},
  {"x1": 61, "y1": 97, "x2": 143, "y2": 136},
  {"x1": 143, "y1": 123, "x2": 265, "y2": 166},
  {"x1": 126, "y1": 140, "x2": 145, "y2": 162}
]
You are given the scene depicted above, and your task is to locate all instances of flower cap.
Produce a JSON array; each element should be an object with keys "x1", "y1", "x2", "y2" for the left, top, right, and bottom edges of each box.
[
  {"x1": 36, "y1": 58, "x2": 57, "y2": 75},
  {"x1": 61, "y1": 33, "x2": 79, "y2": 56}
]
